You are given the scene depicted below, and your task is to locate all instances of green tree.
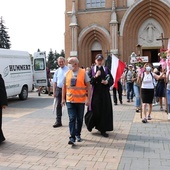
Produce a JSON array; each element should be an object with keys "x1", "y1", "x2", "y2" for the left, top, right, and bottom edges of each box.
[
  {"x1": 47, "y1": 49, "x2": 56, "y2": 70},
  {"x1": 0, "y1": 16, "x2": 11, "y2": 49},
  {"x1": 54, "y1": 50, "x2": 60, "y2": 68},
  {"x1": 47, "y1": 49, "x2": 65, "y2": 70},
  {"x1": 60, "y1": 49, "x2": 65, "y2": 57}
]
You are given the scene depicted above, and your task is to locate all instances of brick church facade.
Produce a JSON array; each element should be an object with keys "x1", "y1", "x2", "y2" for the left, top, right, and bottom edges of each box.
[{"x1": 65, "y1": 0, "x2": 170, "y2": 67}]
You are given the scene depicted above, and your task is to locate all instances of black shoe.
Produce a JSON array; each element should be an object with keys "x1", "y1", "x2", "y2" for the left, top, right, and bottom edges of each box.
[
  {"x1": 53, "y1": 122, "x2": 62, "y2": 128},
  {"x1": 142, "y1": 118, "x2": 147, "y2": 123},
  {"x1": 101, "y1": 132, "x2": 109, "y2": 138},
  {"x1": 68, "y1": 138, "x2": 75, "y2": 145},
  {"x1": 0, "y1": 138, "x2": 5, "y2": 143},
  {"x1": 127, "y1": 100, "x2": 130, "y2": 102},
  {"x1": 136, "y1": 109, "x2": 139, "y2": 112},
  {"x1": 38, "y1": 92, "x2": 40, "y2": 96},
  {"x1": 114, "y1": 103, "x2": 117, "y2": 105},
  {"x1": 120, "y1": 101, "x2": 123, "y2": 104}
]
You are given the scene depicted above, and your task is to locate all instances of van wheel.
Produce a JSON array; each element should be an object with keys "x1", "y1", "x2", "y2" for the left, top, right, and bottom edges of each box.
[{"x1": 19, "y1": 86, "x2": 28, "y2": 100}]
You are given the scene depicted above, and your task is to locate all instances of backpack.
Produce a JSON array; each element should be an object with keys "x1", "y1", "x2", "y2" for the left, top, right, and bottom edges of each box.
[{"x1": 125, "y1": 70, "x2": 133, "y2": 82}]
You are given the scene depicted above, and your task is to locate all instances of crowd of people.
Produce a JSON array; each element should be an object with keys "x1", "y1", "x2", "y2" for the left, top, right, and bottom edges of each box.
[
  {"x1": 1, "y1": 53, "x2": 170, "y2": 145},
  {"x1": 120, "y1": 62, "x2": 167, "y2": 123},
  {"x1": 52, "y1": 54, "x2": 169, "y2": 145},
  {"x1": 52, "y1": 54, "x2": 114, "y2": 145}
]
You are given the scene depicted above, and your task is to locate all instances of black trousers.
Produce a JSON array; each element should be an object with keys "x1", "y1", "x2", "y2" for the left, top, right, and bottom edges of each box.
[
  {"x1": 55, "y1": 88, "x2": 62, "y2": 123},
  {"x1": 113, "y1": 81, "x2": 122, "y2": 104},
  {"x1": 0, "y1": 107, "x2": 5, "y2": 142}
]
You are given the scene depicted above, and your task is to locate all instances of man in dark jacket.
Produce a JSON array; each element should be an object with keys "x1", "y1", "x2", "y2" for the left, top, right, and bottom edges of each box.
[{"x1": 0, "y1": 74, "x2": 7, "y2": 143}]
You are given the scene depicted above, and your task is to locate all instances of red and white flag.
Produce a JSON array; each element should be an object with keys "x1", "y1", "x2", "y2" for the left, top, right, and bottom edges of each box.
[{"x1": 111, "y1": 54, "x2": 126, "y2": 89}]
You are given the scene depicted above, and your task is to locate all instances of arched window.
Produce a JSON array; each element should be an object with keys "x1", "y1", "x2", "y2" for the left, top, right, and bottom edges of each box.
[{"x1": 86, "y1": 0, "x2": 105, "y2": 8}]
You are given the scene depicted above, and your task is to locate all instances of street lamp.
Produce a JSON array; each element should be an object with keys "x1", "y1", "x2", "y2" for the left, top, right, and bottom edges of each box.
[{"x1": 136, "y1": 44, "x2": 142, "y2": 56}]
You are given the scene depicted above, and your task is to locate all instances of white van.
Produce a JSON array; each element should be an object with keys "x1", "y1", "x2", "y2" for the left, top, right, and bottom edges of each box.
[
  {"x1": 33, "y1": 51, "x2": 48, "y2": 88},
  {"x1": 0, "y1": 48, "x2": 33, "y2": 100}
]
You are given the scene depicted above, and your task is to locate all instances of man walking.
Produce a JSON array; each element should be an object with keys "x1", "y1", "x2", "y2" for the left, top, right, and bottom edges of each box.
[
  {"x1": 62, "y1": 57, "x2": 91, "y2": 145},
  {"x1": 125, "y1": 64, "x2": 134, "y2": 102},
  {"x1": 53, "y1": 56, "x2": 69, "y2": 128}
]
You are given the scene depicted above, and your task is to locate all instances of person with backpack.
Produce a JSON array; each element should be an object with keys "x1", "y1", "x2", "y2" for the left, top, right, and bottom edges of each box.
[
  {"x1": 132, "y1": 67, "x2": 141, "y2": 112},
  {"x1": 138, "y1": 63, "x2": 165, "y2": 123}
]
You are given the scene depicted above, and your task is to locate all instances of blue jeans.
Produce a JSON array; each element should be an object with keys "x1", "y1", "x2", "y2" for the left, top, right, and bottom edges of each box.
[
  {"x1": 133, "y1": 84, "x2": 141, "y2": 107},
  {"x1": 66, "y1": 102, "x2": 85, "y2": 139},
  {"x1": 126, "y1": 82, "x2": 134, "y2": 100},
  {"x1": 167, "y1": 89, "x2": 170, "y2": 113}
]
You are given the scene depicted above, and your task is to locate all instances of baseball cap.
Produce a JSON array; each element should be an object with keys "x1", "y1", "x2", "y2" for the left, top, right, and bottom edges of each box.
[{"x1": 95, "y1": 54, "x2": 103, "y2": 60}]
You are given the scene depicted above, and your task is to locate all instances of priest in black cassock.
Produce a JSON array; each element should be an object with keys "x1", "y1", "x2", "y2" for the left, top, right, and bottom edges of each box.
[
  {"x1": 88, "y1": 54, "x2": 113, "y2": 137},
  {"x1": 0, "y1": 74, "x2": 7, "y2": 143}
]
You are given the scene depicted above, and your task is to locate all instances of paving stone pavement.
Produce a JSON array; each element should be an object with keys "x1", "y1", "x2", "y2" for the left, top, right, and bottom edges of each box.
[{"x1": 0, "y1": 92, "x2": 170, "y2": 170}]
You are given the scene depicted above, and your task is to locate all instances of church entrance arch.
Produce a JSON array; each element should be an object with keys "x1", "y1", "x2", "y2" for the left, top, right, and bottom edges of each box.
[
  {"x1": 91, "y1": 41, "x2": 102, "y2": 65},
  {"x1": 78, "y1": 24, "x2": 110, "y2": 67},
  {"x1": 120, "y1": 0, "x2": 170, "y2": 63},
  {"x1": 138, "y1": 18, "x2": 163, "y2": 62}
]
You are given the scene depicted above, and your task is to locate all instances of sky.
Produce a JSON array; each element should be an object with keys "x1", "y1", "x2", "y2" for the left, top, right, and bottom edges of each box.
[{"x1": 0, "y1": 0, "x2": 65, "y2": 55}]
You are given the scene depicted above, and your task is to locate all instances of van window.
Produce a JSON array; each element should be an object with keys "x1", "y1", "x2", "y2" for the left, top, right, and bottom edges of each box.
[{"x1": 34, "y1": 58, "x2": 45, "y2": 71}]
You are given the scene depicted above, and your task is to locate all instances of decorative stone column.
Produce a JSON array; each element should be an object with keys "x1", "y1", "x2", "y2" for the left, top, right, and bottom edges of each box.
[
  {"x1": 109, "y1": 0, "x2": 119, "y2": 55},
  {"x1": 69, "y1": 0, "x2": 78, "y2": 57}
]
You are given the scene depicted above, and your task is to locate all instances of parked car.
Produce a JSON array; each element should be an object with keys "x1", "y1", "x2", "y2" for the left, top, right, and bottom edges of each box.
[{"x1": 41, "y1": 70, "x2": 56, "y2": 94}]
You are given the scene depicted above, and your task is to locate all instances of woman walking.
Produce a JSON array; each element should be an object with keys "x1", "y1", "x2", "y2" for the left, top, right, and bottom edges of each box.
[{"x1": 138, "y1": 63, "x2": 165, "y2": 123}]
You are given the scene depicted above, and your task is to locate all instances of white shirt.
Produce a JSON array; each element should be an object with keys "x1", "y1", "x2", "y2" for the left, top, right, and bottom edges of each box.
[
  {"x1": 53, "y1": 66, "x2": 69, "y2": 88},
  {"x1": 141, "y1": 72, "x2": 155, "y2": 89}
]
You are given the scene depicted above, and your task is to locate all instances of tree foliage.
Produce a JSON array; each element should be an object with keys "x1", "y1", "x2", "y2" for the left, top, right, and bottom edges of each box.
[
  {"x1": 47, "y1": 49, "x2": 65, "y2": 70},
  {"x1": 0, "y1": 16, "x2": 11, "y2": 49}
]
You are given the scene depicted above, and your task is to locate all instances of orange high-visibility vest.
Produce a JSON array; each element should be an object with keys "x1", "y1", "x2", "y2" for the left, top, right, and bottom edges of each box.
[{"x1": 66, "y1": 68, "x2": 87, "y2": 103}]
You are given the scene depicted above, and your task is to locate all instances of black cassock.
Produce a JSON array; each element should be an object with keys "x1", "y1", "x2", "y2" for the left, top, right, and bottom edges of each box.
[
  {"x1": 88, "y1": 65, "x2": 113, "y2": 133},
  {"x1": 0, "y1": 74, "x2": 7, "y2": 143}
]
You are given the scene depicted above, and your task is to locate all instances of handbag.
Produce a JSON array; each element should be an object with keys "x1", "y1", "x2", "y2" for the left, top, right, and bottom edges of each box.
[{"x1": 85, "y1": 108, "x2": 94, "y2": 132}]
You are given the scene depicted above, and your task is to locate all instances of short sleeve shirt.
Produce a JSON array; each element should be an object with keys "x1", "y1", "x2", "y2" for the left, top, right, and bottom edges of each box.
[{"x1": 53, "y1": 66, "x2": 69, "y2": 88}]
